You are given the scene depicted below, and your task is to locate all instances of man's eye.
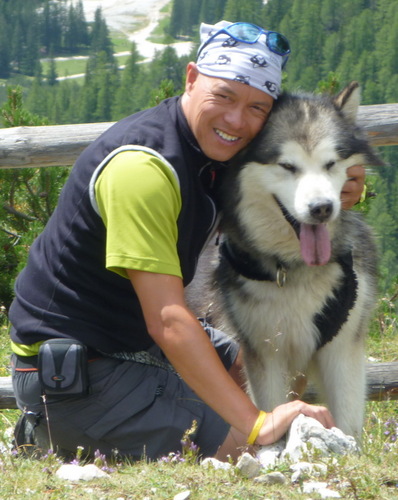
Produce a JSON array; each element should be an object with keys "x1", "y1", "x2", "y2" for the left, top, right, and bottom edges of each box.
[
  {"x1": 252, "y1": 105, "x2": 268, "y2": 115},
  {"x1": 279, "y1": 162, "x2": 297, "y2": 174}
]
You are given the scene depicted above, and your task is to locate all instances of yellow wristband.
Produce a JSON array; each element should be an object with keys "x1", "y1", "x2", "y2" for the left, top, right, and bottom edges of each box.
[
  {"x1": 247, "y1": 411, "x2": 267, "y2": 445},
  {"x1": 359, "y1": 184, "x2": 367, "y2": 203}
]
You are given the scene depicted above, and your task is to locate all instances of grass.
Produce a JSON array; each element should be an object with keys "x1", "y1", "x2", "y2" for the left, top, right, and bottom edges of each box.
[
  {"x1": 0, "y1": 411, "x2": 397, "y2": 499},
  {"x1": 0, "y1": 295, "x2": 397, "y2": 499}
]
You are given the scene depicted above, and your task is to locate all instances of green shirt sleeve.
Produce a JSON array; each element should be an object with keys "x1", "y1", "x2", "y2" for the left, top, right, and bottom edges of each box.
[{"x1": 95, "y1": 150, "x2": 182, "y2": 279}]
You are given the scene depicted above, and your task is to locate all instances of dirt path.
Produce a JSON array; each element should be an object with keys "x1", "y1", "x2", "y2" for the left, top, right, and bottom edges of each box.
[{"x1": 79, "y1": 0, "x2": 193, "y2": 59}]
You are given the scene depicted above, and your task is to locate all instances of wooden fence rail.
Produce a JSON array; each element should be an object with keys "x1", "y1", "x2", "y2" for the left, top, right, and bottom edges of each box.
[
  {"x1": 0, "y1": 362, "x2": 397, "y2": 409},
  {"x1": 0, "y1": 102, "x2": 397, "y2": 170}
]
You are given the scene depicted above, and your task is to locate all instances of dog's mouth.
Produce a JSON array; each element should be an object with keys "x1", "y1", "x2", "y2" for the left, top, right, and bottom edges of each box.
[{"x1": 274, "y1": 197, "x2": 331, "y2": 266}]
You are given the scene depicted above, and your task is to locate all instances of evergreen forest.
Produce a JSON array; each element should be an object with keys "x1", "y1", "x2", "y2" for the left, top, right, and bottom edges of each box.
[{"x1": 0, "y1": 0, "x2": 398, "y2": 322}]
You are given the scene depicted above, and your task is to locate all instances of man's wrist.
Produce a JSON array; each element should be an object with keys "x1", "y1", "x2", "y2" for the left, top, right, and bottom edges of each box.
[{"x1": 247, "y1": 410, "x2": 267, "y2": 445}]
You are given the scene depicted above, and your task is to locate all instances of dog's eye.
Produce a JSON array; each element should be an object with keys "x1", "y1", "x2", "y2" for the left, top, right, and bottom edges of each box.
[
  {"x1": 279, "y1": 162, "x2": 297, "y2": 174},
  {"x1": 325, "y1": 161, "x2": 335, "y2": 170}
]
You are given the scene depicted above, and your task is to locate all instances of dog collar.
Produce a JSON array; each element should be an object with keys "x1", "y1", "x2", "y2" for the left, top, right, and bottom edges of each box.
[{"x1": 220, "y1": 239, "x2": 287, "y2": 286}]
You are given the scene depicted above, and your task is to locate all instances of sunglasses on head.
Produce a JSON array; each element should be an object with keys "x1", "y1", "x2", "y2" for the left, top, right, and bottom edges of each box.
[{"x1": 198, "y1": 22, "x2": 291, "y2": 66}]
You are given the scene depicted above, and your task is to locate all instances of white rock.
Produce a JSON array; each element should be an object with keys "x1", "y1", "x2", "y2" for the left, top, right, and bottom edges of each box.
[
  {"x1": 173, "y1": 491, "x2": 191, "y2": 500},
  {"x1": 56, "y1": 464, "x2": 109, "y2": 481},
  {"x1": 290, "y1": 461, "x2": 328, "y2": 482},
  {"x1": 302, "y1": 481, "x2": 341, "y2": 498},
  {"x1": 256, "y1": 439, "x2": 285, "y2": 468},
  {"x1": 283, "y1": 414, "x2": 358, "y2": 461},
  {"x1": 236, "y1": 452, "x2": 262, "y2": 478},
  {"x1": 201, "y1": 457, "x2": 232, "y2": 470},
  {"x1": 254, "y1": 471, "x2": 286, "y2": 485}
]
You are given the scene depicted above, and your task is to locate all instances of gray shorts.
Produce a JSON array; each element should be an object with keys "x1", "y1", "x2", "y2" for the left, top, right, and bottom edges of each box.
[{"x1": 12, "y1": 324, "x2": 239, "y2": 461}]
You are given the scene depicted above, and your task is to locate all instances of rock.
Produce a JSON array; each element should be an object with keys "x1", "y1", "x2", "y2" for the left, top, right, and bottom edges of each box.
[
  {"x1": 254, "y1": 471, "x2": 286, "y2": 485},
  {"x1": 236, "y1": 452, "x2": 262, "y2": 478},
  {"x1": 173, "y1": 491, "x2": 191, "y2": 500},
  {"x1": 201, "y1": 457, "x2": 232, "y2": 470},
  {"x1": 56, "y1": 463, "x2": 109, "y2": 481},
  {"x1": 290, "y1": 461, "x2": 328, "y2": 482},
  {"x1": 283, "y1": 414, "x2": 359, "y2": 461},
  {"x1": 256, "y1": 439, "x2": 285, "y2": 468},
  {"x1": 302, "y1": 481, "x2": 341, "y2": 498}
]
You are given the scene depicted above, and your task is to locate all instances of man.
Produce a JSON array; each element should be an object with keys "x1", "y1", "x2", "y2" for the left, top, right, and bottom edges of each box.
[{"x1": 9, "y1": 21, "x2": 364, "y2": 461}]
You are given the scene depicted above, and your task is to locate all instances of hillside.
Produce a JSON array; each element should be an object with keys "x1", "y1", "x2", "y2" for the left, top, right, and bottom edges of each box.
[{"x1": 0, "y1": 0, "x2": 397, "y2": 312}]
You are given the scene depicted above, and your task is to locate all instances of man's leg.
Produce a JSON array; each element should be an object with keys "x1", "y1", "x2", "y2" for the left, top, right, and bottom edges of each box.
[{"x1": 12, "y1": 353, "x2": 231, "y2": 460}]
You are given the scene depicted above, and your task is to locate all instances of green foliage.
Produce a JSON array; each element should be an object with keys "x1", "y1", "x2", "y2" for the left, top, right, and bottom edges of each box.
[
  {"x1": 1, "y1": 0, "x2": 398, "y2": 297},
  {"x1": 149, "y1": 79, "x2": 176, "y2": 107},
  {"x1": 223, "y1": 0, "x2": 264, "y2": 24},
  {"x1": 0, "y1": 0, "x2": 92, "y2": 79},
  {"x1": 0, "y1": 87, "x2": 70, "y2": 319},
  {"x1": 1, "y1": 86, "x2": 48, "y2": 128}
]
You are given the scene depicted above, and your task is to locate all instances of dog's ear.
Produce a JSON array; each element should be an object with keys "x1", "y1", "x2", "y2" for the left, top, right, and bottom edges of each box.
[{"x1": 333, "y1": 81, "x2": 361, "y2": 124}]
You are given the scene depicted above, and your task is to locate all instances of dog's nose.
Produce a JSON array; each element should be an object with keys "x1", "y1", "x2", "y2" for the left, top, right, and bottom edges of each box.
[{"x1": 309, "y1": 200, "x2": 333, "y2": 222}]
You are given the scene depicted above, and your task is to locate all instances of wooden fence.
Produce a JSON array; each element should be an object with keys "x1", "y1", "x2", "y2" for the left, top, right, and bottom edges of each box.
[
  {"x1": 0, "y1": 101, "x2": 398, "y2": 409},
  {"x1": 0, "y1": 102, "x2": 398, "y2": 169}
]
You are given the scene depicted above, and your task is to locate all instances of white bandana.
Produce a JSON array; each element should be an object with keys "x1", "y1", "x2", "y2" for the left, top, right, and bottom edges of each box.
[{"x1": 196, "y1": 20, "x2": 284, "y2": 99}]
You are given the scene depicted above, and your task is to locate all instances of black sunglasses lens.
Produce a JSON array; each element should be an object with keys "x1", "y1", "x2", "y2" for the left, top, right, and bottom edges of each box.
[{"x1": 267, "y1": 32, "x2": 290, "y2": 55}]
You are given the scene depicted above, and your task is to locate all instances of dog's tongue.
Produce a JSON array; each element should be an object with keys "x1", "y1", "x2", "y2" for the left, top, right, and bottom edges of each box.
[{"x1": 299, "y1": 223, "x2": 331, "y2": 266}]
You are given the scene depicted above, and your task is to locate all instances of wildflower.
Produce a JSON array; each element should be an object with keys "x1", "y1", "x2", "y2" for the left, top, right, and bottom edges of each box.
[
  {"x1": 383, "y1": 418, "x2": 398, "y2": 451},
  {"x1": 93, "y1": 449, "x2": 116, "y2": 473},
  {"x1": 158, "y1": 451, "x2": 185, "y2": 463}
]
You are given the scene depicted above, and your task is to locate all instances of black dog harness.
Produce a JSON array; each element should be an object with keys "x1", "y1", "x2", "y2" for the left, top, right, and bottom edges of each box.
[{"x1": 219, "y1": 238, "x2": 358, "y2": 349}]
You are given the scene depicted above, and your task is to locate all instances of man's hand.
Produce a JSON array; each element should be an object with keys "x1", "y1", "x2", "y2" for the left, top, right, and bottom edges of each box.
[
  {"x1": 341, "y1": 165, "x2": 366, "y2": 209},
  {"x1": 256, "y1": 400, "x2": 335, "y2": 446}
]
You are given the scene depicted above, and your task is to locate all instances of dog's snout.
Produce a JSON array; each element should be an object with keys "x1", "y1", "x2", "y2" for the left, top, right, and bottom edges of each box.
[{"x1": 309, "y1": 200, "x2": 333, "y2": 222}]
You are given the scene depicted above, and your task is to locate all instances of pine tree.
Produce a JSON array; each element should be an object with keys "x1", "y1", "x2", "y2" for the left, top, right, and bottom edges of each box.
[
  {"x1": 168, "y1": 0, "x2": 189, "y2": 37},
  {"x1": 199, "y1": 0, "x2": 228, "y2": 24},
  {"x1": 46, "y1": 50, "x2": 58, "y2": 86},
  {"x1": 0, "y1": 14, "x2": 10, "y2": 78},
  {"x1": 0, "y1": 87, "x2": 70, "y2": 319},
  {"x1": 223, "y1": 0, "x2": 264, "y2": 24},
  {"x1": 90, "y1": 7, "x2": 114, "y2": 61},
  {"x1": 113, "y1": 42, "x2": 141, "y2": 120}
]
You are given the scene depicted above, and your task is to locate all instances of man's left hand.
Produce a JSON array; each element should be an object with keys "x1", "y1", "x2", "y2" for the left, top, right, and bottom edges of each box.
[{"x1": 341, "y1": 165, "x2": 366, "y2": 209}]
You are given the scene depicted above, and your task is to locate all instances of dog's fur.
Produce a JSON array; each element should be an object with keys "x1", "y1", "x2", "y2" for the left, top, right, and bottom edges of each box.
[{"x1": 188, "y1": 82, "x2": 383, "y2": 439}]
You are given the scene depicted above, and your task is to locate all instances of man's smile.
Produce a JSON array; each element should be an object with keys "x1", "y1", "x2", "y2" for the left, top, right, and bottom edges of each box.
[{"x1": 215, "y1": 128, "x2": 240, "y2": 142}]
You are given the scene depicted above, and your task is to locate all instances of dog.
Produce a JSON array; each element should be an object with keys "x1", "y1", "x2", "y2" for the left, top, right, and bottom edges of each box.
[{"x1": 188, "y1": 82, "x2": 383, "y2": 439}]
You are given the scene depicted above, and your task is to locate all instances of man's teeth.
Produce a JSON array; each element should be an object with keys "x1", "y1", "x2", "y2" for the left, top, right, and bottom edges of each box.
[{"x1": 215, "y1": 129, "x2": 239, "y2": 142}]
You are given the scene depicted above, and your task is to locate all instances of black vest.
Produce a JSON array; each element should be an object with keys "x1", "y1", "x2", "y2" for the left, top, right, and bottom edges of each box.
[{"x1": 10, "y1": 97, "x2": 222, "y2": 353}]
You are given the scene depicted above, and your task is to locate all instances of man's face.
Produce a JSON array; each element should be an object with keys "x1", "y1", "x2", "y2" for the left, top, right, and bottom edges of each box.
[{"x1": 181, "y1": 63, "x2": 274, "y2": 162}]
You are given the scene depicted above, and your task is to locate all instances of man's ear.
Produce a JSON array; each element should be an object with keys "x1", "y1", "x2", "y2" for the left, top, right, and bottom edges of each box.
[{"x1": 185, "y1": 62, "x2": 200, "y2": 93}]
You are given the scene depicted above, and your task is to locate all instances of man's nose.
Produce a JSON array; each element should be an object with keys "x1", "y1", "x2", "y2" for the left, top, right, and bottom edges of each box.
[{"x1": 224, "y1": 107, "x2": 246, "y2": 129}]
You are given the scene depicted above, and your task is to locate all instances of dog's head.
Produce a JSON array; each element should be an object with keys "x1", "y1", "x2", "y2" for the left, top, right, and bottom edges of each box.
[{"x1": 229, "y1": 82, "x2": 383, "y2": 266}]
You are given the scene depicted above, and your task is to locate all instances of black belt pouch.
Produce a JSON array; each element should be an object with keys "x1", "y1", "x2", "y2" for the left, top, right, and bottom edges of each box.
[{"x1": 38, "y1": 339, "x2": 89, "y2": 396}]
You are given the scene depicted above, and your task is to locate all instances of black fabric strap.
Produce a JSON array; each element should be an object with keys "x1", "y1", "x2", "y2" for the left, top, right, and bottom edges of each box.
[
  {"x1": 220, "y1": 239, "x2": 281, "y2": 282},
  {"x1": 314, "y1": 251, "x2": 358, "y2": 349},
  {"x1": 220, "y1": 238, "x2": 357, "y2": 350}
]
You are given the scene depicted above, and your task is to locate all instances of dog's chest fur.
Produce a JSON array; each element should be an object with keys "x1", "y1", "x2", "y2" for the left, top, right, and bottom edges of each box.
[{"x1": 215, "y1": 250, "x2": 346, "y2": 364}]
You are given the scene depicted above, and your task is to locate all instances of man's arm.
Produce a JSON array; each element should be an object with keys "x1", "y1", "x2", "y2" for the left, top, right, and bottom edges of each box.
[
  {"x1": 127, "y1": 269, "x2": 335, "y2": 445},
  {"x1": 127, "y1": 269, "x2": 259, "y2": 436}
]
